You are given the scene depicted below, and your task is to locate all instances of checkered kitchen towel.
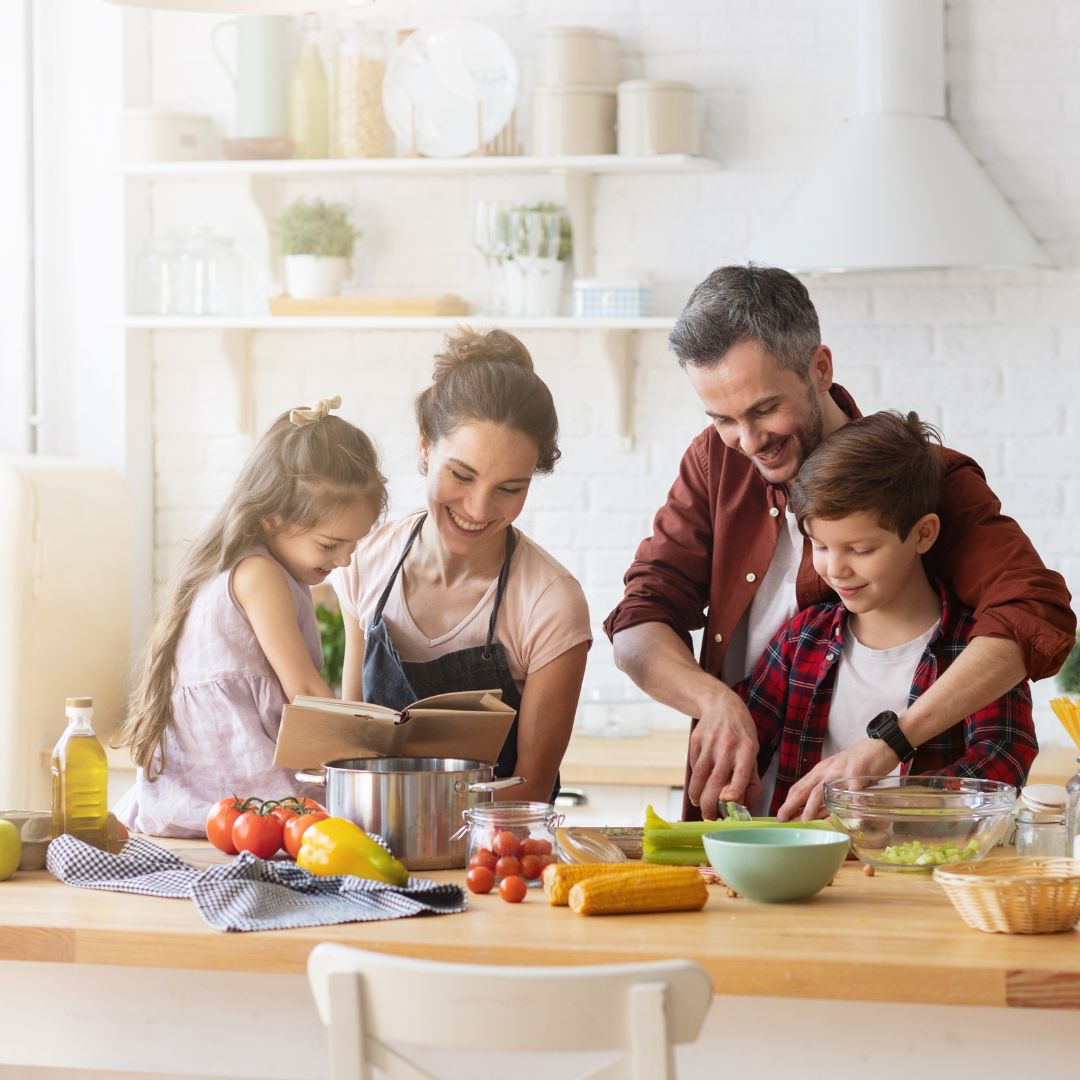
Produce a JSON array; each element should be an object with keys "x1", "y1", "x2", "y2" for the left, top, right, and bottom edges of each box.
[{"x1": 46, "y1": 834, "x2": 468, "y2": 932}]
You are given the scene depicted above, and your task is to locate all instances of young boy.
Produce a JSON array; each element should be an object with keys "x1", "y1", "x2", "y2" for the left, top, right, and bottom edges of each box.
[{"x1": 738, "y1": 410, "x2": 1038, "y2": 817}]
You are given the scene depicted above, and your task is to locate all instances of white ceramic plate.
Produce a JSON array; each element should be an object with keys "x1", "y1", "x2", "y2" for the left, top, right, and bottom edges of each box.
[{"x1": 383, "y1": 20, "x2": 519, "y2": 158}]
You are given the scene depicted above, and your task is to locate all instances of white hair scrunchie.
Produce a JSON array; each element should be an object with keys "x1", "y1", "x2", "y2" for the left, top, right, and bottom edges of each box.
[{"x1": 289, "y1": 395, "x2": 342, "y2": 427}]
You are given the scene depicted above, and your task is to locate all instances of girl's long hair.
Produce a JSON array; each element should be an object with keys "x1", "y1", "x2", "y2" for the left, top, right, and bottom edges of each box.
[{"x1": 117, "y1": 404, "x2": 386, "y2": 778}]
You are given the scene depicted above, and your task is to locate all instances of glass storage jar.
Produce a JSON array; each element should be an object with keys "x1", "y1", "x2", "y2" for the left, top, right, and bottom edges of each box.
[
  {"x1": 1067, "y1": 758, "x2": 1080, "y2": 859},
  {"x1": 1015, "y1": 806, "x2": 1067, "y2": 857},
  {"x1": 334, "y1": 26, "x2": 389, "y2": 158},
  {"x1": 461, "y1": 801, "x2": 561, "y2": 887}
]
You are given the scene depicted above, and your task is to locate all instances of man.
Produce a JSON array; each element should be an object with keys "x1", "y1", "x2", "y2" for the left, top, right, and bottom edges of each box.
[{"x1": 603, "y1": 265, "x2": 1075, "y2": 821}]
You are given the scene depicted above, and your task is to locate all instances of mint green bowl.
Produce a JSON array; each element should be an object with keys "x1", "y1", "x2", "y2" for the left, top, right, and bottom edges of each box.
[{"x1": 702, "y1": 828, "x2": 851, "y2": 903}]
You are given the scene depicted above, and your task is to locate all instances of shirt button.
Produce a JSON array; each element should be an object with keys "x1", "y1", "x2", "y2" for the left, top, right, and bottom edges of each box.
[
  {"x1": 713, "y1": 633, "x2": 723, "y2": 644},
  {"x1": 746, "y1": 572, "x2": 757, "y2": 583},
  {"x1": 826, "y1": 651, "x2": 836, "y2": 662},
  {"x1": 769, "y1": 507, "x2": 780, "y2": 517}
]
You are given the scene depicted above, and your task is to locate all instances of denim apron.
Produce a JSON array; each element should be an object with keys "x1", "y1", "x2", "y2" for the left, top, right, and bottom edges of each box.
[{"x1": 363, "y1": 515, "x2": 558, "y2": 798}]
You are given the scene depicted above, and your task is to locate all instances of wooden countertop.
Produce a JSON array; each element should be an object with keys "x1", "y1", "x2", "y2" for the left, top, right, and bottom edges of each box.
[{"x1": 2, "y1": 842, "x2": 1078, "y2": 1010}]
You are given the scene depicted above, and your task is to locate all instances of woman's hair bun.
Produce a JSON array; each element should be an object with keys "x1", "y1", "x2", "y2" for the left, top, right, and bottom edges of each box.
[{"x1": 432, "y1": 326, "x2": 534, "y2": 382}]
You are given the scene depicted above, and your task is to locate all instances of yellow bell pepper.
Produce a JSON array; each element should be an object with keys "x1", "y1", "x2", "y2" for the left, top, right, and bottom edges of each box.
[{"x1": 296, "y1": 817, "x2": 409, "y2": 886}]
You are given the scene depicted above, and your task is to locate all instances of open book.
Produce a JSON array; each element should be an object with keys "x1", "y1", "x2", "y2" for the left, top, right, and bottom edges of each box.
[{"x1": 273, "y1": 689, "x2": 517, "y2": 771}]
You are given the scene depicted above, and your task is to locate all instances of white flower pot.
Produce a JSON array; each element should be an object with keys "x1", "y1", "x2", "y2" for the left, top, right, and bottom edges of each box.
[{"x1": 283, "y1": 255, "x2": 348, "y2": 299}]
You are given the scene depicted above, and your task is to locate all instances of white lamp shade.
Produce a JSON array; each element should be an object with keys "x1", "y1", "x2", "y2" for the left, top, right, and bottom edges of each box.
[{"x1": 750, "y1": 113, "x2": 1051, "y2": 273}]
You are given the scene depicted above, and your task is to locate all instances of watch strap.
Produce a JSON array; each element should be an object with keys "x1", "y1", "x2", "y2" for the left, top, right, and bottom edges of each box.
[{"x1": 867, "y1": 710, "x2": 916, "y2": 762}]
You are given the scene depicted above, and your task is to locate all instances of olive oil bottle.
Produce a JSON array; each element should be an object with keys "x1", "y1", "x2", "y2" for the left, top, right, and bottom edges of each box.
[{"x1": 51, "y1": 696, "x2": 109, "y2": 848}]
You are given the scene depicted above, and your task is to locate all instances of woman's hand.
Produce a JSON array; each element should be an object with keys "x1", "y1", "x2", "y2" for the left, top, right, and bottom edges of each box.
[{"x1": 508, "y1": 641, "x2": 589, "y2": 803}]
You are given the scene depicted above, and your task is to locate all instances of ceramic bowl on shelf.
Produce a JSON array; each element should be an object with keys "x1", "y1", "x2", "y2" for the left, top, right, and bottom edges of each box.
[
  {"x1": 702, "y1": 827, "x2": 850, "y2": 903},
  {"x1": 824, "y1": 776, "x2": 1016, "y2": 873}
]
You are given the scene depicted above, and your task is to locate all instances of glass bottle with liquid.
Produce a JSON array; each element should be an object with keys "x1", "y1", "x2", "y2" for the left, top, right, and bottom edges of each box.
[
  {"x1": 51, "y1": 696, "x2": 109, "y2": 848},
  {"x1": 289, "y1": 15, "x2": 329, "y2": 159}
]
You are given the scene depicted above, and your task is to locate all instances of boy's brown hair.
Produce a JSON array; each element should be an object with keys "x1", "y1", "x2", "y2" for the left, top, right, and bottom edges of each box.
[{"x1": 790, "y1": 410, "x2": 943, "y2": 539}]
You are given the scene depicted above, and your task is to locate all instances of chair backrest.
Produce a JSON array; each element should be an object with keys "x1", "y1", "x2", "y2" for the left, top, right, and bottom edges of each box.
[{"x1": 308, "y1": 942, "x2": 713, "y2": 1080}]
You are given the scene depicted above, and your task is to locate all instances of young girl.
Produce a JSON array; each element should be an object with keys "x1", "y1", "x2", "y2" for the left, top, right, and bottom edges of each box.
[
  {"x1": 115, "y1": 396, "x2": 386, "y2": 837},
  {"x1": 333, "y1": 328, "x2": 592, "y2": 804}
]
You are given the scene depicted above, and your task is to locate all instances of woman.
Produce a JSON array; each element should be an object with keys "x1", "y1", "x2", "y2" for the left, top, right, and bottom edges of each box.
[{"x1": 332, "y1": 327, "x2": 591, "y2": 802}]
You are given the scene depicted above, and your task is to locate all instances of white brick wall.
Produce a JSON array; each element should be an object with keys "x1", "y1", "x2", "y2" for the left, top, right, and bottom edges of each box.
[{"x1": 147, "y1": 0, "x2": 1080, "y2": 741}]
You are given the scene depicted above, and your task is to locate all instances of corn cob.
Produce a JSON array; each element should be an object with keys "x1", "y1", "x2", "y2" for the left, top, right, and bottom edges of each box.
[
  {"x1": 567, "y1": 866, "x2": 708, "y2": 916},
  {"x1": 541, "y1": 862, "x2": 653, "y2": 906}
]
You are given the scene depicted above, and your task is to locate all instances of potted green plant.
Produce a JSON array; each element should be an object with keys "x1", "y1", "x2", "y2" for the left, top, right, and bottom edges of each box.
[{"x1": 277, "y1": 197, "x2": 359, "y2": 299}]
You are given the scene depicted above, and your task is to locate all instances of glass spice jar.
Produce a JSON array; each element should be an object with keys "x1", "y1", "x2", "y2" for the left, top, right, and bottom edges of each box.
[
  {"x1": 462, "y1": 801, "x2": 562, "y2": 887},
  {"x1": 334, "y1": 25, "x2": 390, "y2": 159},
  {"x1": 1015, "y1": 783, "x2": 1068, "y2": 858}
]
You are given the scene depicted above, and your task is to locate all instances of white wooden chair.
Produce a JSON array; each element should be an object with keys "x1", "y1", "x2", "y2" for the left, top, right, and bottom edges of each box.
[{"x1": 307, "y1": 942, "x2": 713, "y2": 1080}]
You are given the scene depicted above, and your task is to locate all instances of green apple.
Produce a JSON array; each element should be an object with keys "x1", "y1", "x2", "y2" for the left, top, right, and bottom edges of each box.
[{"x1": 0, "y1": 819, "x2": 22, "y2": 880}]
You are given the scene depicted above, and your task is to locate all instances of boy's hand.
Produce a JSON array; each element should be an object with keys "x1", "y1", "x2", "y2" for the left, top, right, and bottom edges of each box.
[
  {"x1": 687, "y1": 689, "x2": 762, "y2": 818},
  {"x1": 775, "y1": 738, "x2": 900, "y2": 822}
]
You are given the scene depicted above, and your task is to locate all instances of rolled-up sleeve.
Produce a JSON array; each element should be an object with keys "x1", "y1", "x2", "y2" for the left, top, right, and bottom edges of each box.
[
  {"x1": 603, "y1": 434, "x2": 714, "y2": 650},
  {"x1": 929, "y1": 453, "x2": 1076, "y2": 681}
]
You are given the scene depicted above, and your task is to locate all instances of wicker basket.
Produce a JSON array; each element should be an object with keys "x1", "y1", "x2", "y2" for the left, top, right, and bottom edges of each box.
[{"x1": 933, "y1": 857, "x2": 1080, "y2": 934}]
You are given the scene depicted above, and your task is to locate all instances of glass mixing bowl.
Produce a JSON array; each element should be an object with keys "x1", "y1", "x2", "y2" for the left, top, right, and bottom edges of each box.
[{"x1": 823, "y1": 776, "x2": 1017, "y2": 872}]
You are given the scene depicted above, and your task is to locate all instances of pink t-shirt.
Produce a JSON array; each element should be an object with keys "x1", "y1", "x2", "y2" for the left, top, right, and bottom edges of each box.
[{"x1": 332, "y1": 512, "x2": 592, "y2": 689}]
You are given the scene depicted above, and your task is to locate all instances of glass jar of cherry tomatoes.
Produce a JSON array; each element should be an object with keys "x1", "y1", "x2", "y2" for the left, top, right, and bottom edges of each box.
[{"x1": 463, "y1": 801, "x2": 562, "y2": 887}]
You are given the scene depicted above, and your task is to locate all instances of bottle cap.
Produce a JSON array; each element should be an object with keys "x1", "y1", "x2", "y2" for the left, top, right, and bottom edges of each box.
[{"x1": 65, "y1": 696, "x2": 93, "y2": 708}]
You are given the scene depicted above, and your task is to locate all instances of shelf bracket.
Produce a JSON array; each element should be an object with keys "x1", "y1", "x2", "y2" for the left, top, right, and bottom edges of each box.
[
  {"x1": 599, "y1": 329, "x2": 636, "y2": 452},
  {"x1": 247, "y1": 174, "x2": 282, "y2": 299},
  {"x1": 221, "y1": 329, "x2": 254, "y2": 437},
  {"x1": 556, "y1": 170, "x2": 593, "y2": 279}
]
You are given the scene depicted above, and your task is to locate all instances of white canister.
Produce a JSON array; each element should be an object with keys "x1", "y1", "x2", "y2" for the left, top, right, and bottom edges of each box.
[
  {"x1": 536, "y1": 26, "x2": 620, "y2": 87},
  {"x1": 120, "y1": 110, "x2": 217, "y2": 162},
  {"x1": 617, "y1": 80, "x2": 699, "y2": 156},
  {"x1": 532, "y1": 85, "x2": 616, "y2": 156}
]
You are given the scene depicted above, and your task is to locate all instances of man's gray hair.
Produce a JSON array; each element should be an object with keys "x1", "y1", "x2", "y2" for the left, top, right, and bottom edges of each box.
[{"x1": 669, "y1": 265, "x2": 821, "y2": 376}]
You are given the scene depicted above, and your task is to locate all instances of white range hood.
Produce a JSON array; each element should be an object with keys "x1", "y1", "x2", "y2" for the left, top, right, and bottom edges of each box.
[{"x1": 750, "y1": 0, "x2": 1050, "y2": 273}]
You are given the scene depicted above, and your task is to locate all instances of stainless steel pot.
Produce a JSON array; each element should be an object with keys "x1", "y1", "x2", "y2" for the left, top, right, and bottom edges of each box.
[{"x1": 296, "y1": 757, "x2": 525, "y2": 870}]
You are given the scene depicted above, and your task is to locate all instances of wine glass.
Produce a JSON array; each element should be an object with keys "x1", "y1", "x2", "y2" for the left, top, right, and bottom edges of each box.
[{"x1": 472, "y1": 201, "x2": 512, "y2": 314}]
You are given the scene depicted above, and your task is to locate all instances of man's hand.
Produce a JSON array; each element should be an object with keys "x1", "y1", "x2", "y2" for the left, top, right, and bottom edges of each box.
[
  {"x1": 686, "y1": 688, "x2": 762, "y2": 819},
  {"x1": 775, "y1": 738, "x2": 899, "y2": 822}
]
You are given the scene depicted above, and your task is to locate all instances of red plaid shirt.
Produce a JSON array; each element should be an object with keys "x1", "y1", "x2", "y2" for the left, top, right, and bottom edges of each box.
[{"x1": 737, "y1": 588, "x2": 1038, "y2": 814}]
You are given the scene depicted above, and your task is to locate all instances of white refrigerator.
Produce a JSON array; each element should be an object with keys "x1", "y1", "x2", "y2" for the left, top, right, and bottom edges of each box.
[{"x1": 0, "y1": 457, "x2": 130, "y2": 810}]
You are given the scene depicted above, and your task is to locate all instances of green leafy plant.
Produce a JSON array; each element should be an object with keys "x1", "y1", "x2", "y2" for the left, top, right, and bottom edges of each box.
[
  {"x1": 277, "y1": 198, "x2": 359, "y2": 258},
  {"x1": 1058, "y1": 635, "x2": 1080, "y2": 694},
  {"x1": 315, "y1": 602, "x2": 346, "y2": 695}
]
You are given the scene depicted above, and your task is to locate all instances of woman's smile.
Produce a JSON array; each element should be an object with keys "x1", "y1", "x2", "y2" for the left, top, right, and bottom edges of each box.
[{"x1": 446, "y1": 507, "x2": 492, "y2": 535}]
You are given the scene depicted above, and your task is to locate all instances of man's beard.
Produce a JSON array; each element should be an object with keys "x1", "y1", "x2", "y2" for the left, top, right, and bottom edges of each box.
[{"x1": 753, "y1": 384, "x2": 825, "y2": 490}]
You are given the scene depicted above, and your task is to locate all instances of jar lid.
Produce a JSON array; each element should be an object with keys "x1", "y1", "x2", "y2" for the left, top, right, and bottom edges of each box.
[
  {"x1": 617, "y1": 79, "x2": 697, "y2": 94},
  {"x1": 1021, "y1": 783, "x2": 1067, "y2": 812},
  {"x1": 65, "y1": 696, "x2": 93, "y2": 708},
  {"x1": 532, "y1": 84, "x2": 616, "y2": 97},
  {"x1": 539, "y1": 26, "x2": 618, "y2": 42}
]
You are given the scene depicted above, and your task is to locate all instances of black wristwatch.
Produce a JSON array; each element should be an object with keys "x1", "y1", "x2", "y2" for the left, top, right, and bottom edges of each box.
[{"x1": 866, "y1": 710, "x2": 916, "y2": 762}]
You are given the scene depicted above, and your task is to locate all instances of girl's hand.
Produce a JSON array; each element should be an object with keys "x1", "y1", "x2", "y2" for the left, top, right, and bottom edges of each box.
[{"x1": 233, "y1": 554, "x2": 335, "y2": 701}]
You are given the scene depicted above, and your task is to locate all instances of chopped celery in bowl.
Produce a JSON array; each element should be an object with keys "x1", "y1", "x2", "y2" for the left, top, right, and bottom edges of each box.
[{"x1": 823, "y1": 777, "x2": 1016, "y2": 873}]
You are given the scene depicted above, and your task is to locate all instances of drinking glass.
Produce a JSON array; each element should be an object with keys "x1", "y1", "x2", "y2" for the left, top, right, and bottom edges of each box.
[{"x1": 472, "y1": 200, "x2": 512, "y2": 314}]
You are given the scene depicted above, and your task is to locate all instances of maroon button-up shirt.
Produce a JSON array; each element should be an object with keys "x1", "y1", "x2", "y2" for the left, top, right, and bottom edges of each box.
[{"x1": 604, "y1": 385, "x2": 1075, "y2": 818}]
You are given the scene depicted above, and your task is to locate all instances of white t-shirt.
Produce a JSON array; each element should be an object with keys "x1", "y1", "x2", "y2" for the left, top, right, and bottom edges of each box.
[
  {"x1": 822, "y1": 620, "x2": 940, "y2": 762},
  {"x1": 331, "y1": 512, "x2": 592, "y2": 690},
  {"x1": 721, "y1": 510, "x2": 803, "y2": 815}
]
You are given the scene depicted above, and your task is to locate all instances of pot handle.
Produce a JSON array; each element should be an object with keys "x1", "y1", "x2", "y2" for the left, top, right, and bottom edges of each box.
[
  {"x1": 461, "y1": 775, "x2": 527, "y2": 794},
  {"x1": 295, "y1": 769, "x2": 326, "y2": 786}
]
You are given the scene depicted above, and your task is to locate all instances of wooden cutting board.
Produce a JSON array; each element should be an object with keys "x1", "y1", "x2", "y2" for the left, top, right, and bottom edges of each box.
[{"x1": 269, "y1": 294, "x2": 470, "y2": 317}]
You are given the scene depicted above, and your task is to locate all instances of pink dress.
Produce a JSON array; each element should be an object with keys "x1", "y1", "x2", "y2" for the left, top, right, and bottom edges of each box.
[{"x1": 114, "y1": 548, "x2": 324, "y2": 837}]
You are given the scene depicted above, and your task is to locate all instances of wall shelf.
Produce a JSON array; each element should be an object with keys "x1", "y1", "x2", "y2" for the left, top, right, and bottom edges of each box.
[
  {"x1": 122, "y1": 315, "x2": 675, "y2": 331},
  {"x1": 119, "y1": 153, "x2": 720, "y2": 181}
]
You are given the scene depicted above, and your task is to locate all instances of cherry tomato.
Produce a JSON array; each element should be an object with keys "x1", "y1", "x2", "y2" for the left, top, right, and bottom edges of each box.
[
  {"x1": 469, "y1": 848, "x2": 498, "y2": 872},
  {"x1": 206, "y1": 797, "x2": 249, "y2": 854},
  {"x1": 493, "y1": 831, "x2": 521, "y2": 858},
  {"x1": 495, "y1": 855, "x2": 521, "y2": 878},
  {"x1": 232, "y1": 809, "x2": 283, "y2": 858},
  {"x1": 519, "y1": 838, "x2": 541, "y2": 856},
  {"x1": 538, "y1": 852, "x2": 556, "y2": 869},
  {"x1": 269, "y1": 803, "x2": 299, "y2": 828},
  {"x1": 498, "y1": 875, "x2": 527, "y2": 903},
  {"x1": 294, "y1": 797, "x2": 326, "y2": 813},
  {"x1": 283, "y1": 810, "x2": 329, "y2": 858},
  {"x1": 519, "y1": 854, "x2": 543, "y2": 880},
  {"x1": 466, "y1": 866, "x2": 495, "y2": 894},
  {"x1": 534, "y1": 838, "x2": 553, "y2": 856}
]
